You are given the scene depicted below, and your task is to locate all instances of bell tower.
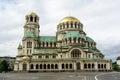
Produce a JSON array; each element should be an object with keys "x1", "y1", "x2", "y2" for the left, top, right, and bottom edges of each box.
[
  {"x1": 24, "y1": 12, "x2": 40, "y2": 38},
  {"x1": 21, "y1": 12, "x2": 40, "y2": 56}
]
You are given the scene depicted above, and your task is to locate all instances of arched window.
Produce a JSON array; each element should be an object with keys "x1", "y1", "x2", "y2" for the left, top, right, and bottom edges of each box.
[
  {"x1": 60, "y1": 24, "x2": 62, "y2": 29},
  {"x1": 71, "y1": 49, "x2": 81, "y2": 58},
  {"x1": 75, "y1": 22, "x2": 77, "y2": 28},
  {"x1": 50, "y1": 42, "x2": 52, "y2": 47},
  {"x1": 62, "y1": 64, "x2": 64, "y2": 69},
  {"x1": 84, "y1": 64, "x2": 87, "y2": 69},
  {"x1": 104, "y1": 64, "x2": 106, "y2": 69},
  {"x1": 70, "y1": 64, "x2": 72, "y2": 69},
  {"x1": 44, "y1": 64, "x2": 46, "y2": 69},
  {"x1": 54, "y1": 42, "x2": 56, "y2": 47},
  {"x1": 30, "y1": 64, "x2": 34, "y2": 69},
  {"x1": 46, "y1": 42, "x2": 48, "y2": 47},
  {"x1": 74, "y1": 38, "x2": 76, "y2": 43},
  {"x1": 101, "y1": 64, "x2": 103, "y2": 68},
  {"x1": 30, "y1": 49, "x2": 31, "y2": 54},
  {"x1": 27, "y1": 41, "x2": 32, "y2": 48},
  {"x1": 52, "y1": 55, "x2": 56, "y2": 58},
  {"x1": 39, "y1": 55, "x2": 42, "y2": 58},
  {"x1": 35, "y1": 17, "x2": 37, "y2": 22},
  {"x1": 88, "y1": 55, "x2": 91, "y2": 58},
  {"x1": 51, "y1": 64, "x2": 54, "y2": 69},
  {"x1": 30, "y1": 16, "x2": 33, "y2": 22},
  {"x1": 45, "y1": 55, "x2": 49, "y2": 59},
  {"x1": 69, "y1": 38, "x2": 71, "y2": 43},
  {"x1": 40, "y1": 64, "x2": 42, "y2": 69},
  {"x1": 78, "y1": 23, "x2": 80, "y2": 29},
  {"x1": 92, "y1": 64, "x2": 94, "y2": 68},
  {"x1": 98, "y1": 64, "x2": 100, "y2": 69},
  {"x1": 36, "y1": 64, "x2": 39, "y2": 69},
  {"x1": 88, "y1": 64, "x2": 91, "y2": 68},
  {"x1": 43, "y1": 42, "x2": 45, "y2": 47},
  {"x1": 65, "y1": 39, "x2": 67, "y2": 43},
  {"x1": 66, "y1": 64, "x2": 68, "y2": 69},
  {"x1": 39, "y1": 43, "x2": 41, "y2": 47},
  {"x1": 78, "y1": 38, "x2": 80, "y2": 43},
  {"x1": 66, "y1": 22, "x2": 69, "y2": 28},
  {"x1": 71, "y1": 22, "x2": 73, "y2": 28},
  {"x1": 47, "y1": 64, "x2": 50, "y2": 69},
  {"x1": 55, "y1": 64, "x2": 58, "y2": 69}
]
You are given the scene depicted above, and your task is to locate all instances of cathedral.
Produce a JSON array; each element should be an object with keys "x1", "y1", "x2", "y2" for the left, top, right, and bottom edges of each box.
[{"x1": 14, "y1": 12, "x2": 112, "y2": 72}]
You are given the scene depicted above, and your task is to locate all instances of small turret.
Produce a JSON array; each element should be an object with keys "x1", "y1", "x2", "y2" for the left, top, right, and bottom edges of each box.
[{"x1": 18, "y1": 43, "x2": 22, "y2": 49}]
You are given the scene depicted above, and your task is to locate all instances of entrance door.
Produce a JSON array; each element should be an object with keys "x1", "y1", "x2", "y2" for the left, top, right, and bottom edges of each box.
[
  {"x1": 23, "y1": 63, "x2": 27, "y2": 71},
  {"x1": 76, "y1": 62, "x2": 80, "y2": 70}
]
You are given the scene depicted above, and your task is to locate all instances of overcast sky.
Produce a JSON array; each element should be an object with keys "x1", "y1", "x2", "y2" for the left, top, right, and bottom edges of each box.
[{"x1": 0, "y1": 0, "x2": 120, "y2": 61}]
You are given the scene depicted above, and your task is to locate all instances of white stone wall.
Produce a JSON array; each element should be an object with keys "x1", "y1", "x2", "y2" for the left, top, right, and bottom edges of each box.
[{"x1": 117, "y1": 60, "x2": 120, "y2": 66}]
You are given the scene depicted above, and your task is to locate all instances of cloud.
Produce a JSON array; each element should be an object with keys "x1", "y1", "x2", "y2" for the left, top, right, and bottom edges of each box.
[{"x1": 0, "y1": 0, "x2": 120, "y2": 61}]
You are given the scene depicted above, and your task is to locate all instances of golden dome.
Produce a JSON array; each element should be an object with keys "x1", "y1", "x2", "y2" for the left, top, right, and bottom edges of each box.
[
  {"x1": 22, "y1": 55, "x2": 30, "y2": 60},
  {"x1": 60, "y1": 16, "x2": 80, "y2": 23}
]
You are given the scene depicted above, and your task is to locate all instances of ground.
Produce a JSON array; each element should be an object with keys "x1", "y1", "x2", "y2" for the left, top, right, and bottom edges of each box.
[{"x1": 0, "y1": 72, "x2": 120, "y2": 80}]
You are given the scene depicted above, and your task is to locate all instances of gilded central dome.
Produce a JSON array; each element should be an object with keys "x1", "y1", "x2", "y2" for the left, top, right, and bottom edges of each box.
[{"x1": 60, "y1": 16, "x2": 80, "y2": 23}]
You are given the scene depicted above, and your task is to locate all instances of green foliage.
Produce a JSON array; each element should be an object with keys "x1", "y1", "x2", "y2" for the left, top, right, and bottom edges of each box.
[
  {"x1": 0, "y1": 60, "x2": 9, "y2": 72},
  {"x1": 112, "y1": 62, "x2": 120, "y2": 71}
]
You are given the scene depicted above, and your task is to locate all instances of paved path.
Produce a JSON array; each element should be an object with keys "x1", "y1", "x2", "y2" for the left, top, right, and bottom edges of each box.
[
  {"x1": 95, "y1": 72, "x2": 120, "y2": 80},
  {"x1": 0, "y1": 72, "x2": 118, "y2": 80}
]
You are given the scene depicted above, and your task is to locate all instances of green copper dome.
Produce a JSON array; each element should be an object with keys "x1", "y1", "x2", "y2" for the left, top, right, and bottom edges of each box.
[
  {"x1": 86, "y1": 37, "x2": 94, "y2": 43},
  {"x1": 64, "y1": 32, "x2": 83, "y2": 39},
  {"x1": 24, "y1": 32, "x2": 36, "y2": 38}
]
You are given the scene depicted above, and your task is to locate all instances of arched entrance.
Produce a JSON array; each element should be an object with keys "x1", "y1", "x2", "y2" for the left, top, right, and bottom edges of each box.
[
  {"x1": 23, "y1": 63, "x2": 27, "y2": 71},
  {"x1": 76, "y1": 62, "x2": 80, "y2": 70}
]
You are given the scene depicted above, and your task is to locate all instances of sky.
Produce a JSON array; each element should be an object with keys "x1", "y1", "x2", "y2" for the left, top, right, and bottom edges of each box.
[{"x1": 0, "y1": 0, "x2": 120, "y2": 61}]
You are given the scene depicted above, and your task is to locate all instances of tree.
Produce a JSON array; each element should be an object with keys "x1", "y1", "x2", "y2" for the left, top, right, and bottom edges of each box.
[
  {"x1": 112, "y1": 62, "x2": 120, "y2": 71},
  {"x1": 0, "y1": 60, "x2": 9, "y2": 72}
]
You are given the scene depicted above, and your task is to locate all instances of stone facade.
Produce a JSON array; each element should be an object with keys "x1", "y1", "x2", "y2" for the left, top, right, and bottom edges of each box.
[{"x1": 14, "y1": 12, "x2": 112, "y2": 72}]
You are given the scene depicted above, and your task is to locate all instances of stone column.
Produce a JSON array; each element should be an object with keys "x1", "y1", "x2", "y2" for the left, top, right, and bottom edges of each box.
[
  {"x1": 95, "y1": 62, "x2": 98, "y2": 71},
  {"x1": 73, "y1": 61, "x2": 77, "y2": 71},
  {"x1": 19, "y1": 63, "x2": 23, "y2": 71},
  {"x1": 58, "y1": 62, "x2": 61, "y2": 71},
  {"x1": 33, "y1": 64, "x2": 36, "y2": 70},
  {"x1": 76, "y1": 38, "x2": 78, "y2": 43},
  {"x1": 81, "y1": 62, "x2": 84, "y2": 70},
  {"x1": 27, "y1": 63, "x2": 30, "y2": 71},
  {"x1": 14, "y1": 64, "x2": 18, "y2": 71}
]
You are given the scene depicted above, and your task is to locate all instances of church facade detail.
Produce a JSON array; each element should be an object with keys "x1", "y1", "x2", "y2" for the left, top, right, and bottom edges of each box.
[{"x1": 14, "y1": 12, "x2": 112, "y2": 72}]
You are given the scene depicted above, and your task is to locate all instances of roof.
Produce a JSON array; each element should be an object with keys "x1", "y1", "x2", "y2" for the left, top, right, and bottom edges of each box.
[
  {"x1": 86, "y1": 36, "x2": 94, "y2": 43},
  {"x1": 24, "y1": 32, "x2": 36, "y2": 38},
  {"x1": 60, "y1": 16, "x2": 80, "y2": 23},
  {"x1": 31, "y1": 58, "x2": 109, "y2": 62},
  {"x1": 64, "y1": 32, "x2": 83, "y2": 39},
  {"x1": 27, "y1": 12, "x2": 39, "y2": 17},
  {"x1": 32, "y1": 50, "x2": 57, "y2": 55},
  {"x1": 39, "y1": 36, "x2": 56, "y2": 42}
]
